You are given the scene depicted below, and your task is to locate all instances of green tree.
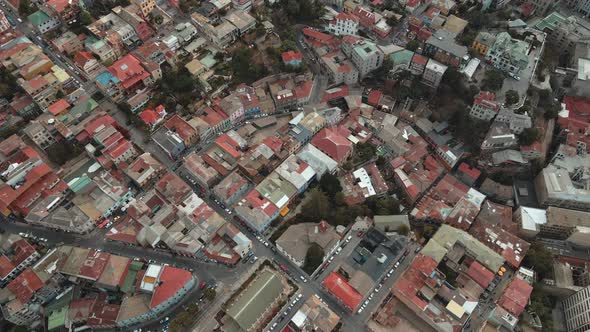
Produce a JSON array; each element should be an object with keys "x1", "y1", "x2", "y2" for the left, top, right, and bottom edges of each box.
[
  {"x1": 302, "y1": 243, "x2": 324, "y2": 274},
  {"x1": 422, "y1": 224, "x2": 436, "y2": 240},
  {"x1": 203, "y1": 288, "x2": 216, "y2": 301},
  {"x1": 397, "y1": 224, "x2": 410, "y2": 236},
  {"x1": 334, "y1": 192, "x2": 346, "y2": 206},
  {"x1": 80, "y1": 10, "x2": 93, "y2": 25},
  {"x1": 405, "y1": 39, "x2": 421, "y2": 52},
  {"x1": 386, "y1": 16, "x2": 398, "y2": 27},
  {"x1": 505, "y1": 90, "x2": 519, "y2": 105},
  {"x1": 231, "y1": 48, "x2": 267, "y2": 84},
  {"x1": 366, "y1": 196, "x2": 400, "y2": 215},
  {"x1": 19, "y1": 0, "x2": 37, "y2": 16},
  {"x1": 301, "y1": 189, "x2": 331, "y2": 222},
  {"x1": 522, "y1": 242, "x2": 553, "y2": 280},
  {"x1": 376, "y1": 58, "x2": 393, "y2": 81},
  {"x1": 319, "y1": 173, "x2": 343, "y2": 199},
  {"x1": 482, "y1": 69, "x2": 504, "y2": 91},
  {"x1": 518, "y1": 128, "x2": 540, "y2": 146},
  {"x1": 45, "y1": 142, "x2": 82, "y2": 166}
]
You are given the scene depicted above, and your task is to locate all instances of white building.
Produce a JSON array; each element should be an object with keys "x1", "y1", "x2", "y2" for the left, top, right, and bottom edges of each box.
[
  {"x1": 422, "y1": 58, "x2": 447, "y2": 88},
  {"x1": 326, "y1": 13, "x2": 359, "y2": 36},
  {"x1": 0, "y1": 9, "x2": 11, "y2": 32},
  {"x1": 495, "y1": 108, "x2": 532, "y2": 134},
  {"x1": 470, "y1": 91, "x2": 500, "y2": 121},
  {"x1": 342, "y1": 39, "x2": 384, "y2": 78},
  {"x1": 562, "y1": 285, "x2": 590, "y2": 332}
]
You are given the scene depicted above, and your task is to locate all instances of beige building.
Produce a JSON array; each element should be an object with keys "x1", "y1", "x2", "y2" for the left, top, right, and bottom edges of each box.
[
  {"x1": 276, "y1": 221, "x2": 341, "y2": 267},
  {"x1": 130, "y1": 0, "x2": 156, "y2": 17}
]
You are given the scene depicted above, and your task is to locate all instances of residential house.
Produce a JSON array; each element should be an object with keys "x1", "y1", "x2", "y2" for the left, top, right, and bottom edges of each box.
[
  {"x1": 485, "y1": 32, "x2": 529, "y2": 76},
  {"x1": 27, "y1": 10, "x2": 60, "y2": 33},
  {"x1": 152, "y1": 127, "x2": 185, "y2": 160},
  {"x1": 52, "y1": 31, "x2": 83, "y2": 56},
  {"x1": 422, "y1": 58, "x2": 447, "y2": 88},
  {"x1": 470, "y1": 91, "x2": 500, "y2": 121},
  {"x1": 326, "y1": 12, "x2": 359, "y2": 36},
  {"x1": 424, "y1": 30, "x2": 468, "y2": 68},
  {"x1": 471, "y1": 32, "x2": 496, "y2": 56},
  {"x1": 276, "y1": 221, "x2": 340, "y2": 267},
  {"x1": 341, "y1": 39, "x2": 384, "y2": 78}
]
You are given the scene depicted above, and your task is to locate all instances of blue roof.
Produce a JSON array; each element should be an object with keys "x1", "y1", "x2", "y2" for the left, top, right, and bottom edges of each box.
[{"x1": 95, "y1": 71, "x2": 120, "y2": 87}]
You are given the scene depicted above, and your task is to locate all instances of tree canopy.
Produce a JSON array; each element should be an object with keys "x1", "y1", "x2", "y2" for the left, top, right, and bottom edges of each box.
[
  {"x1": 231, "y1": 48, "x2": 267, "y2": 84},
  {"x1": 482, "y1": 69, "x2": 504, "y2": 91},
  {"x1": 303, "y1": 243, "x2": 324, "y2": 275},
  {"x1": 319, "y1": 173, "x2": 343, "y2": 199},
  {"x1": 505, "y1": 90, "x2": 519, "y2": 105},
  {"x1": 301, "y1": 189, "x2": 331, "y2": 223},
  {"x1": 518, "y1": 128, "x2": 540, "y2": 146},
  {"x1": 522, "y1": 242, "x2": 553, "y2": 280}
]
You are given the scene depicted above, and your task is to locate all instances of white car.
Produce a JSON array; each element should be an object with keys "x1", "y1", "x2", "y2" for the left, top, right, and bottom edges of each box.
[
  {"x1": 264, "y1": 242, "x2": 269, "y2": 247},
  {"x1": 335, "y1": 247, "x2": 342, "y2": 254},
  {"x1": 357, "y1": 307, "x2": 364, "y2": 314},
  {"x1": 297, "y1": 293, "x2": 303, "y2": 299}
]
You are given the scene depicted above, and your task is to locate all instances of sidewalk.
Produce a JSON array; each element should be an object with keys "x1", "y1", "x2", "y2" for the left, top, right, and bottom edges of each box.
[{"x1": 191, "y1": 261, "x2": 265, "y2": 332}]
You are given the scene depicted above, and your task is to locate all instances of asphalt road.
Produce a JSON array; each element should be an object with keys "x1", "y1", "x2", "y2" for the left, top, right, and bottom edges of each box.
[{"x1": 0, "y1": 6, "x2": 419, "y2": 332}]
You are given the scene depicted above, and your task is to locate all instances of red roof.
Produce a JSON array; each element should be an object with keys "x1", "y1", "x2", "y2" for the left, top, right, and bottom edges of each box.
[
  {"x1": 367, "y1": 90, "x2": 382, "y2": 106},
  {"x1": 519, "y1": 2, "x2": 535, "y2": 17},
  {"x1": 108, "y1": 54, "x2": 150, "y2": 90},
  {"x1": 150, "y1": 266, "x2": 193, "y2": 308},
  {"x1": 201, "y1": 107, "x2": 227, "y2": 127},
  {"x1": 322, "y1": 272, "x2": 363, "y2": 310},
  {"x1": 498, "y1": 278, "x2": 533, "y2": 317},
  {"x1": 281, "y1": 50, "x2": 303, "y2": 63},
  {"x1": 321, "y1": 85, "x2": 350, "y2": 102},
  {"x1": 73, "y1": 51, "x2": 95, "y2": 67},
  {"x1": 47, "y1": 99, "x2": 71, "y2": 115},
  {"x1": 105, "y1": 140, "x2": 133, "y2": 159},
  {"x1": 215, "y1": 133, "x2": 241, "y2": 159},
  {"x1": 457, "y1": 163, "x2": 481, "y2": 181},
  {"x1": 244, "y1": 189, "x2": 279, "y2": 217},
  {"x1": 303, "y1": 28, "x2": 333, "y2": 42},
  {"x1": 335, "y1": 12, "x2": 359, "y2": 22},
  {"x1": 0, "y1": 255, "x2": 14, "y2": 278},
  {"x1": 78, "y1": 250, "x2": 110, "y2": 281},
  {"x1": 466, "y1": 261, "x2": 494, "y2": 288},
  {"x1": 7, "y1": 268, "x2": 43, "y2": 303},
  {"x1": 311, "y1": 126, "x2": 353, "y2": 163},
  {"x1": 417, "y1": 29, "x2": 432, "y2": 41},
  {"x1": 155, "y1": 172, "x2": 192, "y2": 205},
  {"x1": 10, "y1": 239, "x2": 36, "y2": 267},
  {"x1": 394, "y1": 255, "x2": 438, "y2": 310},
  {"x1": 164, "y1": 115, "x2": 197, "y2": 143},
  {"x1": 81, "y1": 114, "x2": 117, "y2": 141},
  {"x1": 47, "y1": 0, "x2": 72, "y2": 12},
  {"x1": 412, "y1": 54, "x2": 428, "y2": 66},
  {"x1": 139, "y1": 109, "x2": 162, "y2": 125},
  {"x1": 262, "y1": 136, "x2": 283, "y2": 154}
]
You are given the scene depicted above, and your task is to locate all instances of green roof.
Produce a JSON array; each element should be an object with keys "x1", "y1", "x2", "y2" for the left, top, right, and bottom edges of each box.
[
  {"x1": 48, "y1": 307, "x2": 68, "y2": 330},
  {"x1": 226, "y1": 270, "x2": 284, "y2": 331},
  {"x1": 121, "y1": 261, "x2": 143, "y2": 294},
  {"x1": 535, "y1": 11, "x2": 567, "y2": 31},
  {"x1": 68, "y1": 175, "x2": 93, "y2": 193},
  {"x1": 354, "y1": 41, "x2": 379, "y2": 59},
  {"x1": 200, "y1": 54, "x2": 217, "y2": 69},
  {"x1": 422, "y1": 224, "x2": 505, "y2": 272},
  {"x1": 390, "y1": 49, "x2": 414, "y2": 66},
  {"x1": 46, "y1": 288, "x2": 74, "y2": 330},
  {"x1": 27, "y1": 11, "x2": 51, "y2": 26}
]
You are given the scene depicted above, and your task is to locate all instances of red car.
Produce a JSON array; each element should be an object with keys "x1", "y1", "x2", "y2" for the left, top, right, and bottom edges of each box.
[
  {"x1": 279, "y1": 264, "x2": 288, "y2": 272},
  {"x1": 199, "y1": 281, "x2": 207, "y2": 289}
]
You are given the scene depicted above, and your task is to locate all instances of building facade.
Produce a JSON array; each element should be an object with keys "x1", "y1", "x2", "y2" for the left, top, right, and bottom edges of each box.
[{"x1": 562, "y1": 285, "x2": 590, "y2": 332}]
